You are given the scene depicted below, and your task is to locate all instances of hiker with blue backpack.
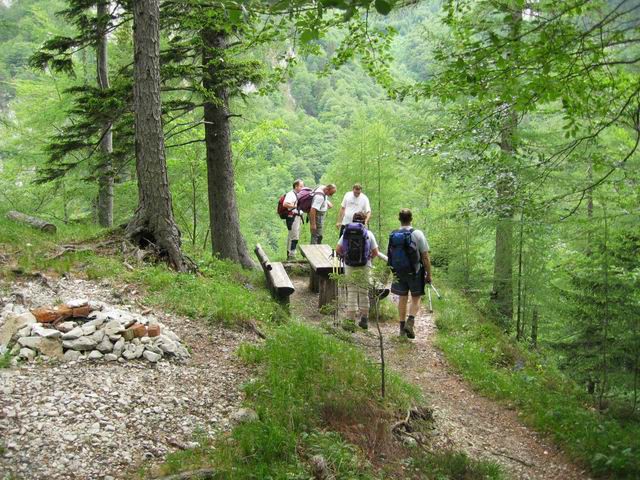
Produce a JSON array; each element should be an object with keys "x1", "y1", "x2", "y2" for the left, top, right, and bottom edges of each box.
[
  {"x1": 387, "y1": 209, "x2": 433, "y2": 339},
  {"x1": 336, "y1": 211, "x2": 380, "y2": 329}
]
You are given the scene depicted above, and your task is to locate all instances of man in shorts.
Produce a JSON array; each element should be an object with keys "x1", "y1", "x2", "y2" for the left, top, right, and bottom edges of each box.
[{"x1": 388, "y1": 209, "x2": 432, "y2": 339}]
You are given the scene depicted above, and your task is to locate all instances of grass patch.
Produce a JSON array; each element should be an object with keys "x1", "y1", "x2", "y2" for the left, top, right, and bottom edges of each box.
[
  {"x1": 155, "y1": 322, "x2": 502, "y2": 479},
  {"x1": 434, "y1": 283, "x2": 640, "y2": 478},
  {"x1": 130, "y1": 258, "x2": 287, "y2": 327},
  {"x1": 0, "y1": 351, "x2": 13, "y2": 368},
  {"x1": 409, "y1": 450, "x2": 504, "y2": 479},
  {"x1": 0, "y1": 217, "x2": 286, "y2": 328}
]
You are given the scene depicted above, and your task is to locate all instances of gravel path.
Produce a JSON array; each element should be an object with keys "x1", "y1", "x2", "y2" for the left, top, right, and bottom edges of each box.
[
  {"x1": 290, "y1": 276, "x2": 592, "y2": 480},
  {"x1": 0, "y1": 276, "x2": 254, "y2": 480}
]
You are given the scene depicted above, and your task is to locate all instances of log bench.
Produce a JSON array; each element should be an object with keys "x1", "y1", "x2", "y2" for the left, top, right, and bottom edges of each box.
[
  {"x1": 299, "y1": 244, "x2": 343, "y2": 308},
  {"x1": 254, "y1": 244, "x2": 295, "y2": 305}
]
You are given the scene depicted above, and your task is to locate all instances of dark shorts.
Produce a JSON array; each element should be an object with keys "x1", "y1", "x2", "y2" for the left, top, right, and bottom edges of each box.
[
  {"x1": 391, "y1": 269, "x2": 425, "y2": 297},
  {"x1": 286, "y1": 216, "x2": 294, "y2": 230}
]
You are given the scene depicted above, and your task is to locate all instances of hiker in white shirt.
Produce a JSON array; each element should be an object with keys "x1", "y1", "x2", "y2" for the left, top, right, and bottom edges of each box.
[
  {"x1": 309, "y1": 184, "x2": 337, "y2": 244},
  {"x1": 283, "y1": 179, "x2": 304, "y2": 259},
  {"x1": 336, "y1": 183, "x2": 371, "y2": 238}
]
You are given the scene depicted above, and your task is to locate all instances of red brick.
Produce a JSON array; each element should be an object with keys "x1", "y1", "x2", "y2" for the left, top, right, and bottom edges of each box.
[
  {"x1": 147, "y1": 325, "x2": 160, "y2": 337},
  {"x1": 131, "y1": 323, "x2": 147, "y2": 338}
]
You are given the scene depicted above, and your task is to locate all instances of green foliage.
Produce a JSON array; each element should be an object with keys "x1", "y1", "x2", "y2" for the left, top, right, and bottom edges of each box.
[
  {"x1": 408, "y1": 450, "x2": 504, "y2": 480},
  {"x1": 435, "y1": 283, "x2": 640, "y2": 477},
  {"x1": 131, "y1": 258, "x2": 287, "y2": 327},
  {"x1": 0, "y1": 351, "x2": 13, "y2": 369},
  {"x1": 158, "y1": 322, "x2": 420, "y2": 478}
]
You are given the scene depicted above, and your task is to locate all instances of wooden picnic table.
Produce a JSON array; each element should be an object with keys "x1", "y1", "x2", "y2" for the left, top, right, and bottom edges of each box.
[{"x1": 299, "y1": 244, "x2": 343, "y2": 308}]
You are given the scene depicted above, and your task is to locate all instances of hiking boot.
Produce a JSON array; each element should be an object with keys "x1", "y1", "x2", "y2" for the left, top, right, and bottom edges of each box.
[
  {"x1": 405, "y1": 316, "x2": 416, "y2": 339},
  {"x1": 399, "y1": 321, "x2": 406, "y2": 337},
  {"x1": 358, "y1": 316, "x2": 368, "y2": 330},
  {"x1": 287, "y1": 252, "x2": 296, "y2": 261}
]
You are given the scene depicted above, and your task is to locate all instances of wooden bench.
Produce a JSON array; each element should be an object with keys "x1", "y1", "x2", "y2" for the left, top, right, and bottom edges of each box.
[
  {"x1": 299, "y1": 244, "x2": 343, "y2": 308},
  {"x1": 254, "y1": 244, "x2": 295, "y2": 305}
]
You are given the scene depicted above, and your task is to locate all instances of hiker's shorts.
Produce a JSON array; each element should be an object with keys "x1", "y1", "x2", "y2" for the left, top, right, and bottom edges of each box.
[{"x1": 391, "y1": 269, "x2": 425, "y2": 297}]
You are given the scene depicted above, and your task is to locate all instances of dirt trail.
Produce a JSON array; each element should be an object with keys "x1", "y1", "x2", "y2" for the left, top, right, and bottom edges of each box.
[{"x1": 290, "y1": 276, "x2": 591, "y2": 480}]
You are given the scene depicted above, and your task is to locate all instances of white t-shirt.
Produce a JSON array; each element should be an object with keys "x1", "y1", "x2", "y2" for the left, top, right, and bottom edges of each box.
[
  {"x1": 311, "y1": 186, "x2": 329, "y2": 212},
  {"x1": 341, "y1": 191, "x2": 371, "y2": 225},
  {"x1": 284, "y1": 190, "x2": 299, "y2": 214},
  {"x1": 339, "y1": 228, "x2": 378, "y2": 267}
]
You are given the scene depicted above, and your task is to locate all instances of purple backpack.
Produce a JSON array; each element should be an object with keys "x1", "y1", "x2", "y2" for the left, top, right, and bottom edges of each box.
[
  {"x1": 296, "y1": 187, "x2": 325, "y2": 213},
  {"x1": 341, "y1": 222, "x2": 371, "y2": 267}
]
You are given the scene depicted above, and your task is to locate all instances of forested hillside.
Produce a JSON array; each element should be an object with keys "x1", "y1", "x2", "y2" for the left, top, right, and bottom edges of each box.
[{"x1": 1, "y1": 0, "x2": 639, "y2": 478}]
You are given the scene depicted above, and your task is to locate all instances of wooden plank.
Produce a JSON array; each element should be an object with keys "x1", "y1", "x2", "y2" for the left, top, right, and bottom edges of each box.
[
  {"x1": 318, "y1": 275, "x2": 337, "y2": 308},
  {"x1": 254, "y1": 244, "x2": 295, "y2": 304},
  {"x1": 254, "y1": 244, "x2": 273, "y2": 271},
  {"x1": 299, "y1": 244, "x2": 343, "y2": 275},
  {"x1": 269, "y1": 262, "x2": 295, "y2": 297}
]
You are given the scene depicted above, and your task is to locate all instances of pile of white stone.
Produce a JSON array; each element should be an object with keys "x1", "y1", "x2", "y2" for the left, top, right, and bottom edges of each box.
[{"x1": 0, "y1": 300, "x2": 190, "y2": 365}]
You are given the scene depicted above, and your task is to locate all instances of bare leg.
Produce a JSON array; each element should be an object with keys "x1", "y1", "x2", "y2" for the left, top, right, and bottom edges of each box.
[
  {"x1": 408, "y1": 294, "x2": 422, "y2": 317},
  {"x1": 398, "y1": 295, "x2": 408, "y2": 321}
]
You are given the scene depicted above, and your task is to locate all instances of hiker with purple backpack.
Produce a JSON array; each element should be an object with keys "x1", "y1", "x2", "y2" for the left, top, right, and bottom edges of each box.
[
  {"x1": 278, "y1": 182, "x2": 336, "y2": 255},
  {"x1": 308, "y1": 184, "x2": 336, "y2": 244},
  {"x1": 336, "y1": 211, "x2": 380, "y2": 329}
]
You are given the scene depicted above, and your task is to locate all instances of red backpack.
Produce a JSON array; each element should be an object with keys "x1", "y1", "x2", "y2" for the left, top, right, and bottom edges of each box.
[
  {"x1": 277, "y1": 194, "x2": 289, "y2": 219},
  {"x1": 296, "y1": 187, "x2": 325, "y2": 213}
]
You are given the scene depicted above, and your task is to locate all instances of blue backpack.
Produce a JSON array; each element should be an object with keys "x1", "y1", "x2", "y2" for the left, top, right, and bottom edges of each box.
[
  {"x1": 341, "y1": 223, "x2": 371, "y2": 267},
  {"x1": 387, "y1": 228, "x2": 419, "y2": 274}
]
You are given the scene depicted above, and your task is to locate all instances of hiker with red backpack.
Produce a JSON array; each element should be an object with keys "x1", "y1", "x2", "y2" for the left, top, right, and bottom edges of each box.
[
  {"x1": 278, "y1": 182, "x2": 336, "y2": 252},
  {"x1": 387, "y1": 209, "x2": 432, "y2": 339},
  {"x1": 336, "y1": 211, "x2": 380, "y2": 329},
  {"x1": 308, "y1": 184, "x2": 336, "y2": 244},
  {"x1": 279, "y1": 179, "x2": 304, "y2": 260}
]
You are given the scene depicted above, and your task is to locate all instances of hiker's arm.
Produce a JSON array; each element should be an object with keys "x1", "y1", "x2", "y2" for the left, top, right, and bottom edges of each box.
[
  {"x1": 365, "y1": 211, "x2": 371, "y2": 225},
  {"x1": 309, "y1": 208, "x2": 317, "y2": 230},
  {"x1": 283, "y1": 200, "x2": 296, "y2": 209},
  {"x1": 371, "y1": 247, "x2": 379, "y2": 258},
  {"x1": 422, "y1": 251, "x2": 432, "y2": 283},
  {"x1": 336, "y1": 206, "x2": 345, "y2": 228},
  {"x1": 336, "y1": 242, "x2": 344, "y2": 256}
]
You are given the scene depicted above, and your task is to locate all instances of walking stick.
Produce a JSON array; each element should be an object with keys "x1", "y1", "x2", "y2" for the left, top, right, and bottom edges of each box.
[
  {"x1": 427, "y1": 287, "x2": 433, "y2": 313},
  {"x1": 430, "y1": 283, "x2": 441, "y2": 299},
  {"x1": 332, "y1": 249, "x2": 339, "y2": 327}
]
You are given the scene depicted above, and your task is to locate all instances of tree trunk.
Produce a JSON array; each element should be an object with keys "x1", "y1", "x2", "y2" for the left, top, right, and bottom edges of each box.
[
  {"x1": 492, "y1": 112, "x2": 516, "y2": 328},
  {"x1": 6, "y1": 211, "x2": 56, "y2": 234},
  {"x1": 515, "y1": 210, "x2": 525, "y2": 340},
  {"x1": 96, "y1": 0, "x2": 113, "y2": 228},
  {"x1": 201, "y1": 29, "x2": 254, "y2": 268},
  {"x1": 126, "y1": 0, "x2": 192, "y2": 272},
  {"x1": 530, "y1": 306, "x2": 538, "y2": 348}
]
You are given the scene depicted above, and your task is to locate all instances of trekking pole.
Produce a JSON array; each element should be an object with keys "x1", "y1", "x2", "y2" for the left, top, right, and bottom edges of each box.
[
  {"x1": 427, "y1": 287, "x2": 433, "y2": 313},
  {"x1": 332, "y1": 249, "x2": 339, "y2": 327},
  {"x1": 429, "y1": 283, "x2": 441, "y2": 299}
]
